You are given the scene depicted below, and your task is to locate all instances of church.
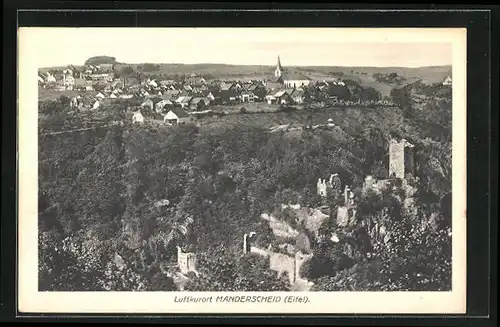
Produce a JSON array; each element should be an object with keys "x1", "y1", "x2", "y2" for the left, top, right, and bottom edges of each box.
[{"x1": 274, "y1": 56, "x2": 311, "y2": 88}]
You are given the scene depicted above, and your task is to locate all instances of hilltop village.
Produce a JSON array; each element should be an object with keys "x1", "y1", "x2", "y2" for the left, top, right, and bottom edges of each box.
[
  {"x1": 38, "y1": 56, "x2": 453, "y2": 293},
  {"x1": 39, "y1": 56, "x2": 410, "y2": 126}
]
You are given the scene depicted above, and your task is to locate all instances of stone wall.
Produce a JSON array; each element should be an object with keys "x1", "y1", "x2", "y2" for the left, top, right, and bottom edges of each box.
[
  {"x1": 389, "y1": 139, "x2": 415, "y2": 179},
  {"x1": 337, "y1": 206, "x2": 356, "y2": 227},
  {"x1": 177, "y1": 246, "x2": 197, "y2": 275},
  {"x1": 249, "y1": 244, "x2": 313, "y2": 285},
  {"x1": 269, "y1": 252, "x2": 296, "y2": 284}
]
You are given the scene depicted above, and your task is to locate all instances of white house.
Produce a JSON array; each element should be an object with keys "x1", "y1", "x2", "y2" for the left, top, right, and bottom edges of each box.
[
  {"x1": 64, "y1": 75, "x2": 75, "y2": 90},
  {"x1": 140, "y1": 98, "x2": 154, "y2": 110},
  {"x1": 95, "y1": 92, "x2": 105, "y2": 99},
  {"x1": 155, "y1": 99, "x2": 173, "y2": 113},
  {"x1": 132, "y1": 110, "x2": 145, "y2": 124},
  {"x1": 92, "y1": 100, "x2": 100, "y2": 110},
  {"x1": 442, "y1": 75, "x2": 452, "y2": 86},
  {"x1": 278, "y1": 73, "x2": 311, "y2": 88},
  {"x1": 45, "y1": 72, "x2": 56, "y2": 83},
  {"x1": 164, "y1": 108, "x2": 190, "y2": 126}
]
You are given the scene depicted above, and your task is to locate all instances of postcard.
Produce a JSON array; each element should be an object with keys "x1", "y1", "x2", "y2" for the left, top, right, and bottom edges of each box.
[{"x1": 18, "y1": 27, "x2": 466, "y2": 314}]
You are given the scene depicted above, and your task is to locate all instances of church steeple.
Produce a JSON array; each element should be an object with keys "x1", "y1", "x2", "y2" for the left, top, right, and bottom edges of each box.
[{"x1": 275, "y1": 55, "x2": 284, "y2": 78}]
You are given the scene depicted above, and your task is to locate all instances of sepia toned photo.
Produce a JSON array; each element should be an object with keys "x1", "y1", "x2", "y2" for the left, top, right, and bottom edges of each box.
[{"x1": 18, "y1": 27, "x2": 467, "y2": 314}]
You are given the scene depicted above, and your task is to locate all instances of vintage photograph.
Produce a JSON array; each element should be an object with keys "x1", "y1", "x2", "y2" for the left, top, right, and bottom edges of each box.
[
  {"x1": 17, "y1": 27, "x2": 468, "y2": 314},
  {"x1": 33, "y1": 28, "x2": 455, "y2": 294}
]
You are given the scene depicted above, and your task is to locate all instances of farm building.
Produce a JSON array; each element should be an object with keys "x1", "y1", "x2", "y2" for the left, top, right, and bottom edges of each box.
[{"x1": 164, "y1": 108, "x2": 190, "y2": 126}]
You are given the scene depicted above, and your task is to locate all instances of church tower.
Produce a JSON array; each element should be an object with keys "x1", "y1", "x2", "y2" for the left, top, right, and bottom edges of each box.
[{"x1": 274, "y1": 55, "x2": 284, "y2": 78}]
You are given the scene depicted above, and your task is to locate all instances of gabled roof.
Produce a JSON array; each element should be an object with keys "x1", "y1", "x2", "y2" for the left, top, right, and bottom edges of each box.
[
  {"x1": 190, "y1": 97, "x2": 207, "y2": 105},
  {"x1": 216, "y1": 89, "x2": 239, "y2": 98},
  {"x1": 279, "y1": 73, "x2": 311, "y2": 81},
  {"x1": 274, "y1": 90, "x2": 292, "y2": 98},
  {"x1": 168, "y1": 108, "x2": 189, "y2": 118},
  {"x1": 176, "y1": 96, "x2": 193, "y2": 104},
  {"x1": 265, "y1": 82, "x2": 282, "y2": 90},
  {"x1": 292, "y1": 89, "x2": 306, "y2": 97}
]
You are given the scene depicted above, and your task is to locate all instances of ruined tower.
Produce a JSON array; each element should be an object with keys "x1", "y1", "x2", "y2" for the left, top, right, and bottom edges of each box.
[
  {"x1": 177, "y1": 246, "x2": 197, "y2": 275},
  {"x1": 389, "y1": 138, "x2": 415, "y2": 179}
]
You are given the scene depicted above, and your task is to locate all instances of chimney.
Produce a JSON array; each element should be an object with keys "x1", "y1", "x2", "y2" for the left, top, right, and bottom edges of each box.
[{"x1": 344, "y1": 186, "x2": 350, "y2": 205}]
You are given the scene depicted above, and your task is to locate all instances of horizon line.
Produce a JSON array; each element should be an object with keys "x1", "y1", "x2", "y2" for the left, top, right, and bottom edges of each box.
[{"x1": 39, "y1": 62, "x2": 452, "y2": 70}]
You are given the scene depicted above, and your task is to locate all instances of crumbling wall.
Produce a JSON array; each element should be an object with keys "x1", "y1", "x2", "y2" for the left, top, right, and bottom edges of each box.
[
  {"x1": 295, "y1": 252, "x2": 314, "y2": 282},
  {"x1": 389, "y1": 139, "x2": 415, "y2": 179},
  {"x1": 337, "y1": 206, "x2": 356, "y2": 227},
  {"x1": 269, "y1": 252, "x2": 296, "y2": 284},
  {"x1": 177, "y1": 246, "x2": 197, "y2": 275}
]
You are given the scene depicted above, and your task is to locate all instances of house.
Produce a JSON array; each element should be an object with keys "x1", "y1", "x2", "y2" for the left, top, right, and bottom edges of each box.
[
  {"x1": 74, "y1": 78, "x2": 91, "y2": 91},
  {"x1": 62, "y1": 75, "x2": 75, "y2": 90},
  {"x1": 140, "y1": 99, "x2": 154, "y2": 110},
  {"x1": 219, "y1": 82, "x2": 232, "y2": 91},
  {"x1": 88, "y1": 73, "x2": 113, "y2": 81},
  {"x1": 132, "y1": 110, "x2": 145, "y2": 124},
  {"x1": 164, "y1": 108, "x2": 190, "y2": 126},
  {"x1": 190, "y1": 97, "x2": 209, "y2": 110},
  {"x1": 95, "y1": 92, "x2": 106, "y2": 99},
  {"x1": 216, "y1": 90, "x2": 240, "y2": 104},
  {"x1": 442, "y1": 75, "x2": 452, "y2": 86},
  {"x1": 161, "y1": 91, "x2": 179, "y2": 101},
  {"x1": 43, "y1": 72, "x2": 56, "y2": 83},
  {"x1": 160, "y1": 80, "x2": 176, "y2": 88},
  {"x1": 229, "y1": 83, "x2": 243, "y2": 91},
  {"x1": 291, "y1": 89, "x2": 309, "y2": 104},
  {"x1": 63, "y1": 67, "x2": 73, "y2": 76},
  {"x1": 273, "y1": 90, "x2": 293, "y2": 105},
  {"x1": 264, "y1": 81, "x2": 282, "y2": 91},
  {"x1": 155, "y1": 99, "x2": 174, "y2": 113},
  {"x1": 185, "y1": 76, "x2": 206, "y2": 86},
  {"x1": 38, "y1": 75, "x2": 45, "y2": 85},
  {"x1": 148, "y1": 79, "x2": 158, "y2": 88},
  {"x1": 176, "y1": 96, "x2": 193, "y2": 109},
  {"x1": 96, "y1": 63, "x2": 114, "y2": 71},
  {"x1": 183, "y1": 85, "x2": 193, "y2": 92},
  {"x1": 241, "y1": 91, "x2": 256, "y2": 103},
  {"x1": 92, "y1": 100, "x2": 100, "y2": 110},
  {"x1": 278, "y1": 73, "x2": 312, "y2": 88},
  {"x1": 202, "y1": 91, "x2": 216, "y2": 102}
]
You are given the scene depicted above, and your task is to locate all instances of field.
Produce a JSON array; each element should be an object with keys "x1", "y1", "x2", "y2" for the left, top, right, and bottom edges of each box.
[
  {"x1": 196, "y1": 105, "x2": 403, "y2": 135},
  {"x1": 38, "y1": 88, "x2": 83, "y2": 101}
]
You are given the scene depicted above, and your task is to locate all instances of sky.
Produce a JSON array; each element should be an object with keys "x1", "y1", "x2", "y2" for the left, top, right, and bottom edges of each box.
[{"x1": 19, "y1": 27, "x2": 454, "y2": 68}]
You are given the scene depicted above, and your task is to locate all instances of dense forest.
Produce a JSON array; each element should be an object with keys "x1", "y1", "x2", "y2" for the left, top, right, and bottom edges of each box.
[{"x1": 38, "y1": 82, "x2": 452, "y2": 292}]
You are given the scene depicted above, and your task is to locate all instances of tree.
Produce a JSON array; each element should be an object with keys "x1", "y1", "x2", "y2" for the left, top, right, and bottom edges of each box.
[{"x1": 85, "y1": 56, "x2": 117, "y2": 66}]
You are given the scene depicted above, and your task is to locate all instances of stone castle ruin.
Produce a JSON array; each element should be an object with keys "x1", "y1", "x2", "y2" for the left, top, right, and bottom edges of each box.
[
  {"x1": 336, "y1": 185, "x2": 357, "y2": 227},
  {"x1": 317, "y1": 173, "x2": 342, "y2": 198},
  {"x1": 318, "y1": 138, "x2": 418, "y2": 227},
  {"x1": 243, "y1": 232, "x2": 313, "y2": 285},
  {"x1": 176, "y1": 246, "x2": 198, "y2": 275},
  {"x1": 389, "y1": 138, "x2": 416, "y2": 179}
]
